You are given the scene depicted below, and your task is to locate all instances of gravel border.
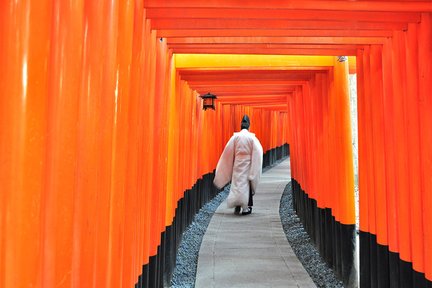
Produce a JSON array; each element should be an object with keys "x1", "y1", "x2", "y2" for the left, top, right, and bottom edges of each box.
[
  {"x1": 279, "y1": 182, "x2": 344, "y2": 288},
  {"x1": 171, "y1": 186, "x2": 229, "y2": 288}
]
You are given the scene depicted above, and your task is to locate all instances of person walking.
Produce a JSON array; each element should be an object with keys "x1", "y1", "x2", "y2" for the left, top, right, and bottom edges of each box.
[{"x1": 213, "y1": 115, "x2": 263, "y2": 215}]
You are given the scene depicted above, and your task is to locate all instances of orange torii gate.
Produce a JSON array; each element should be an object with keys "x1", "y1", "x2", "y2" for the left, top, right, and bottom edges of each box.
[{"x1": 0, "y1": 1, "x2": 431, "y2": 288}]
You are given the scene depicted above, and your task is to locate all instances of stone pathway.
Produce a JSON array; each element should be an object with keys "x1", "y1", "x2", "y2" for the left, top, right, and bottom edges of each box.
[{"x1": 195, "y1": 158, "x2": 316, "y2": 288}]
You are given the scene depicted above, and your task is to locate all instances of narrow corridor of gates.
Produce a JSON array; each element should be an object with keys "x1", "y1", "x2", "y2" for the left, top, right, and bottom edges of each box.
[{"x1": 1, "y1": 1, "x2": 432, "y2": 288}]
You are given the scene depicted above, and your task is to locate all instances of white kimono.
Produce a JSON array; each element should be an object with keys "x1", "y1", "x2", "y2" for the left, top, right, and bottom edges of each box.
[{"x1": 213, "y1": 129, "x2": 263, "y2": 208}]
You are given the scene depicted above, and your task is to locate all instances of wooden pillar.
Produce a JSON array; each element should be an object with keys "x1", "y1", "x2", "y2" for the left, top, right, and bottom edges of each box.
[{"x1": 418, "y1": 13, "x2": 432, "y2": 282}]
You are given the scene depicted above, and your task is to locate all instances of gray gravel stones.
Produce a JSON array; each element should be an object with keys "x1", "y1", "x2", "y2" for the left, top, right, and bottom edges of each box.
[
  {"x1": 171, "y1": 186, "x2": 229, "y2": 288},
  {"x1": 279, "y1": 183, "x2": 344, "y2": 288}
]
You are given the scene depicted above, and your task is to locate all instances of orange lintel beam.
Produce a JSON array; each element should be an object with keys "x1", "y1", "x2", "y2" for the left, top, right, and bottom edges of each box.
[
  {"x1": 195, "y1": 90, "x2": 293, "y2": 95},
  {"x1": 190, "y1": 83, "x2": 299, "y2": 89},
  {"x1": 179, "y1": 73, "x2": 315, "y2": 81},
  {"x1": 198, "y1": 89, "x2": 295, "y2": 94},
  {"x1": 219, "y1": 98, "x2": 288, "y2": 102},
  {"x1": 188, "y1": 80, "x2": 305, "y2": 86},
  {"x1": 168, "y1": 44, "x2": 361, "y2": 55},
  {"x1": 215, "y1": 95, "x2": 288, "y2": 100},
  {"x1": 177, "y1": 67, "x2": 329, "y2": 72},
  {"x1": 222, "y1": 103, "x2": 289, "y2": 108},
  {"x1": 221, "y1": 101, "x2": 288, "y2": 107},
  {"x1": 258, "y1": 108, "x2": 288, "y2": 112},
  {"x1": 147, "y1": 8, "x2": 420, "y2": 23},
  {"x1": 174, "y1": 54, "x2": 336, "y2": 68},
  {"x1": 145, "y1": 0, "x2": 432, "y2": 12},
  {"x1": 218, "y1": 98, "x2": 288, "y2": 103},
  {"x1": 171, "y1": 48, "x2": 358, "y2": 56},
  {"x1": 192, "y1": 86, "x2": 296, "y2": 91},
  {"x1": 167, "y1": 36, "x2": 386, "y2": 45},
  {"x1": 170, "y1": 44, "x2": 362, "y2": 50},
  {"x1": 191, "y1": 86, "x2": 301, "y2": 92},
  {"x1": 157, "y1": 29, "x2": 394, "y2": 38},
  {"x1": 194, "y1": 90, "x2": 294, "y2": 96},
  {"x1": 194, "y1": 87, "x2": 297, "y2": 93},
  {"x1": 248, "y1": 104, "x2": 289, "y2": 109},
  {"x1": 191, "y1": 87, "x2": 298, "y2": 93},
  {"x1": 151, "y1": 19, "x2": 407, "y2": 31}
]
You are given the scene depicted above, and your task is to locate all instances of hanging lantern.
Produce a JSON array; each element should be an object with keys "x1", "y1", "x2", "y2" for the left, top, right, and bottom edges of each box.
[
  {"x1": 200, "y1": 92, "x2": 217, "y2": 110},
  {"x1": 337, "y1": 56, "x2": 347, "y2": 62}
]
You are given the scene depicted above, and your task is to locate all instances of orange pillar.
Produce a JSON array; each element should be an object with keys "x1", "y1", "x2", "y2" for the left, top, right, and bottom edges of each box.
[
  {"x1": 381, "y1": 37, "x2": 399, "y2": 266},
  {"x1": 418, "y1": 13, "x2": 432, "y2": 282},
  {"x1": 0, "y1": 1, "x2": 51, "y2": 286},
  {"x1": 405, "y1": 22, "x2": 424, "y2": 275},
  {"x1": 392, "y1": 30, "x2": 411, "y2": 266},
  {"x1": 331, "y1": 57, "x2": 355, "y2": 226}
]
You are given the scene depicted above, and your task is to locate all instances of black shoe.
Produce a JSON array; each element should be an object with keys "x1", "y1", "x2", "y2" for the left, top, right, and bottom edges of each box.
[
  {"x1": 234, "y1": 206, "x2": 241, "y2": 215},
  {"x1": 242, "y1": 207, "x2": 252, "y2": 215}
]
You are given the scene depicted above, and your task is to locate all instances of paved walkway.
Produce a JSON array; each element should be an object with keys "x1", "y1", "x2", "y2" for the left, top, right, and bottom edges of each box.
[{"x1": 195, "y1": 158, "x2": 316, "y2": 288}]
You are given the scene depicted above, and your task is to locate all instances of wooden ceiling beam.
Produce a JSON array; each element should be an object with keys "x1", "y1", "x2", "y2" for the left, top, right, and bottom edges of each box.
[
  {"x1": 221, "y1": 102, "x2": 289, "y2": 107},
  {"x1": 218, "y1": 98, "x2": 288, "y2": 103},
  {"x1": 145, "y1": 0, "x2": 432, "y2": 12},
  {"x1": 196, "y1": 89, "x2": 295, "y2": 96},
  {"x1": 170, "y1": 43, "x2": 362, "y2": 49},
  {"x1": 180, "y1": 74, "x2": 314, "y2": 81},
  {"x1": 171, "y1": 48, "x2": 358, "y2": 56},
  {"x1": 196, "y1": 85, "x2": 294, "y2": 90},
  {"x1": 215, "y1": 95, "x2": 288, "y2": 99},
  {"x1": 192, "y1": 89, "x2": 294, "y2": 94},
  {"x1": 182, "y1": 70, "x2": 314, "y2": 75},
  {"x1": 218, "y1": 97, "x2": 292, "y2": 102},
  {"x1": 199, "y1": 92, "x2": 292, "y2": 103},
  {"x1": 151, "y1": 18, "x2": 407, "y2": 31},
  {"x1": 168, "y1": 43, "x2": 361, "y2": 55},
  {"x1": 246, "y1": 104, "x2": 289, "y2": 109},
  {"x1": 157, "y1": 29, "x2": 393, "y2": 38},
  {"x1": 190, "y1": 81, "x2": 302, "y2": 86},
  {"x1": 146, "y1": 8, "x2": 420, "y2": 23},
  {"x1": 167, "y1": 36, "x2": 386, "y2": 45},
  {"x1": 194, "y1": 85, "x2": 298, "y2": 91}
]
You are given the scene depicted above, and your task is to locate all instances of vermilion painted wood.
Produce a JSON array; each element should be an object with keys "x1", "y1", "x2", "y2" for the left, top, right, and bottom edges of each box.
[
  {"x1": 381, "y1": 37, "x2": 399, "y2": 255},
  {"x1": 168, "y1": 44, "x2": 362, "y2": 53},
  {"x1": 189, "y1": 80, "x2": 305, "y2": 86},
  {"x1": 369, "y1": 45, "x2": 388, "y2": 245},
  {"x1": 171, "y1": 48, "x2": 359, "y2": 56},
  {"x1": 392, "y1": 30, "x2": 412, "y2": 264},
  {"x1": 333, "y1": 59, "x2": 355, "y2": 224},
  {"x1": 152, "y1": 18, "x2": 407, "y2": 31},
  {"x1": 124, "y1": 2, "x2": 148, "y2": 285},
  {"x1": 168, "y1": 44, "x2": 362, "y2": 56},
  {"x1": 39, "y1": 0, "x2": 86, "y2": 287},
  {"x1": 157, "y1": 29, "x2": 394, "y2": 38},
  {"x1": 107, "y1": 1, "x2": 134, "y2": 286},
  {"x1": 362, "y1": 46, "x2": 377, "y2": 235},
  {"x1": 2, "y1": 0, "x2": 432, "y2": 286},
  {"x1": 147, "y1": 8, "x2": 421, "y2": 23},
  {"x1": 0, "y1": 1, "x2": 51, "y2": 287},
  {"x1": 418, "y1": 13, "x2": 432, "y2": 282},
  {"x1": 166, "y1": 36, "x2": 388, "y2": 45},
  {"x1": 404, "y1": 23, "x2": 424, "y2": 273},
  {"x1": 145, "y1": 0, "x2": 432, "y2": 12},
  {"x1": 191, "y1": 85, "x2": 297, "y2": 91}
]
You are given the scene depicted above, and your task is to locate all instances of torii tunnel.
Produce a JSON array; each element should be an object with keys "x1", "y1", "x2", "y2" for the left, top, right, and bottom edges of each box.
[{"x1": 1, "y1": 1, "x2": 432, "y2": 287}]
